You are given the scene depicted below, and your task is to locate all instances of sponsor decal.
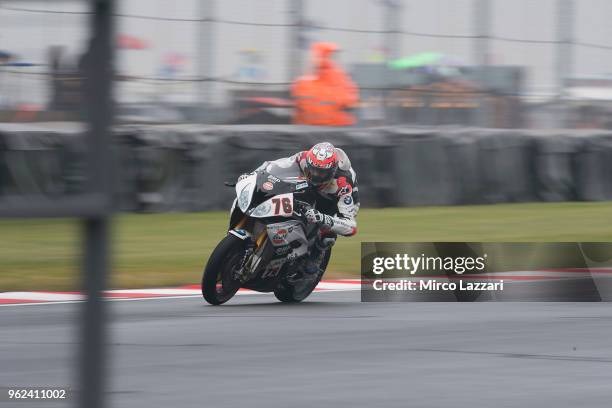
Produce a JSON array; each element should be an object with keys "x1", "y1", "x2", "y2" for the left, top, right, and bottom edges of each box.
[
  {"x1": 295, "y1": 181, "x2": 309, "y2": 190},
  {"x1": 271, "y1": 228, "x2": 288, "y2": 245},
  {"x1": 261, "y1": 265, "x2": 282, "y2": 278},
  {"x1": 338, "y1": 185, "x2": 352, "y2": 196},
  {"x1": 336, "y1": 176, "x2": 353, "y2": 196},
  {"x1": 262, "y1": 181, "x2": 274, "y2": 191},
  {"x1": 267, "y1": 175, "x2": 280, "y2": 183},
  {"x1": 275, "y1": 245, "x2": 292, "y2": 255},
  {"x1": 261, "y1": 258, "x2": 287, "y2": 279},
  {"x1": 343, "y1": 195, "x2": 353, "y2": 205}
]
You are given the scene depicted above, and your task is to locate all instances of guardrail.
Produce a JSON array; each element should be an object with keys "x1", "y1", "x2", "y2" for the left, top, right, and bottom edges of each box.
[{"x1": 1, "y1": 123, "x2": 612, "y2": 212}]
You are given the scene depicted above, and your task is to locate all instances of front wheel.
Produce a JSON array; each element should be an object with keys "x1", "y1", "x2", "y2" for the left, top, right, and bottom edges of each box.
[
  {"x1": 274, "y1": 249, "x2": 332, "y2": 303},
  {"x1": 202, "y1": 234, "x2": 246, "y2": 305}
]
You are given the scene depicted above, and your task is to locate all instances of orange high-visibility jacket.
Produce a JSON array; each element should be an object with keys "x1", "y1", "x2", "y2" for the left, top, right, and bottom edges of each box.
[{"x1": 292, "y1": 42, "x2": 359, "y2": 126}]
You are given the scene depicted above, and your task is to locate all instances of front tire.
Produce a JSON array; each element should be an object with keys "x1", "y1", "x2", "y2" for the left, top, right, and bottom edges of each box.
[
  {"x1": 202, "y1": 234, "x2": 246, "y2": 305},
  {"x1": 274, "y1": 249, "x2": 332, "y2": 303}
]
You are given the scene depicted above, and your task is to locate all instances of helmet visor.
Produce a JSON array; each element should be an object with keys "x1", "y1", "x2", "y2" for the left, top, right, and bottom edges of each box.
[{"x1": 305, "y1": 166, "x2": 335, "y2": 186}]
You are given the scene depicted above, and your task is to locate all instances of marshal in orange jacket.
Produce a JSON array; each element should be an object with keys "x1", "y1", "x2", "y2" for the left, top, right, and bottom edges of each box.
[{"x1": 291, "y1": 42, "x2": 359, "y2": 126}]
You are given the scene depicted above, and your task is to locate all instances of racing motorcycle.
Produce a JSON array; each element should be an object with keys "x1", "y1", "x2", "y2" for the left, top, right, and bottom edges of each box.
[{"x1": 201, "y1": 159, "x2": 332, "y2": 305}]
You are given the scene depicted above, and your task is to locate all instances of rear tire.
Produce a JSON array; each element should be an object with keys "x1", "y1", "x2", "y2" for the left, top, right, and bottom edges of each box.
[
  {"x1": 274, "y1": 249, "x2": 332, "y2": 303},
  {"x1": 202, "y1": 234, "x2": 246, "y2": 305}
]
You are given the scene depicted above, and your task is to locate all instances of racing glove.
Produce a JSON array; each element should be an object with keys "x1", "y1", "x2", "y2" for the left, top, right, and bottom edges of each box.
[{"x1": 304, "y1": 209, "x2": 334, "y2": 228}]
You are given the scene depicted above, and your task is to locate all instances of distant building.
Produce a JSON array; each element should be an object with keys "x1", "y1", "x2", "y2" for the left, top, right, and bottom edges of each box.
[{"x1": 351, "y1": 63, "x2": 525, "y2": 127}]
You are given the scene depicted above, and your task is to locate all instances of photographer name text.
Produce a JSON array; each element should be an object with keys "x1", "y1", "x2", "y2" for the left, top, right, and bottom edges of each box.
[{"x1": 371, "y1": 279, "x2": 504, "y2": 292}]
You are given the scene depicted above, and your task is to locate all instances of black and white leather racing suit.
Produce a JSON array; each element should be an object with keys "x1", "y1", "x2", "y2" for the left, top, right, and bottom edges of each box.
[{"x1": 254, "y1": 147, "x2": 360, "y2": 237}]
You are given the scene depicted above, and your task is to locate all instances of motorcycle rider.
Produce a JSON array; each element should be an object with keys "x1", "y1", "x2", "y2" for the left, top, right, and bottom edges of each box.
[{"x1": 247, "y1": 142, "x2": 360, "y2": 277}]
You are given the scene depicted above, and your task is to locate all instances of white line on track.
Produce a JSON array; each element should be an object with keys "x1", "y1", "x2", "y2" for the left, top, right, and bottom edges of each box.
[{"x1": 0, "y1": 287, "x2": 359, "y2": 308}]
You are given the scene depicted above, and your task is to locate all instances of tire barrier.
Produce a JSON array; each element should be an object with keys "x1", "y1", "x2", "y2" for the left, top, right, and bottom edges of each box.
[{"x1": 1, "y1": 123, "x2": 612, "y2": 212}]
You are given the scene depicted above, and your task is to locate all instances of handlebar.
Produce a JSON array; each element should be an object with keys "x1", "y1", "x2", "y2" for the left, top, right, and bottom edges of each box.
[{"x1": 293, "y1": 199, "x2": 312, "y2": 219}]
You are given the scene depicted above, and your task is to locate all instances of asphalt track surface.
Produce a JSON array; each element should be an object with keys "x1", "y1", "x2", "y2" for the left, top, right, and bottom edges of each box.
[{"x1": 2, "y1": 290, "x2": 612, "y2": 408}]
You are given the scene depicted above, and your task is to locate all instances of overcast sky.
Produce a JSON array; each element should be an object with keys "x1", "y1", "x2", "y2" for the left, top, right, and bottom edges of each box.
[{"x1": 1, "y1": 0, "x2": 612, "y2": 104}]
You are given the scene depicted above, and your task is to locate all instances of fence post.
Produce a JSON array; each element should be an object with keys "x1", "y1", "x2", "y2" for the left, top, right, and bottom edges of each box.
[
  {"x1": 288, "y1": 0, "x2": 304, "y2": 81},
  {"x1": 78, "y1": 0, "x2": 114, "y2": 407},
  {"x1": 556, "y1": 0, "x2": 574, "y2": 128},
  {"x1": 197, "y1": 0, "x2": 215, "y2": 122},
  {"x1": 383, "y1": 0, "x2": 402, "y2": 61},
  {"x1": 473, "y1": 0, "x2": 491, "y2": 127}
]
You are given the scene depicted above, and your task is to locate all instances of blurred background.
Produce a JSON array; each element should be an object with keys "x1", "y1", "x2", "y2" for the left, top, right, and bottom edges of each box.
[
  {"x1": 2, "y1": 0, "x2": 612, "y2": 127},
  {"x1": 1, "y1": 0, "x2": 612, "y2": 293}
]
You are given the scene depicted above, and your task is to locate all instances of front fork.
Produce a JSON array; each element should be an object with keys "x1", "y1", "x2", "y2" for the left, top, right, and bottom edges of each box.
[{"x1": 228, "y1": 219, "x2": 268, "y2": 283}]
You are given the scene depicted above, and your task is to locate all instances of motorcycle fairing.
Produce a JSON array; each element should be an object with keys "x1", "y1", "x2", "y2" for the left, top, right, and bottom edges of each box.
[
  {"x1": 266, "y1": 220, "x2": 308, "y2": 254},
  {"x1": 248, "y1": 192, "x2": 294, "y2": 218},
  {"x1": 235, "y1": 174, "x2": 257, "y2": 213},
  {"x1": 258, "y1": 220, "x2": 309, "y2": 280}
]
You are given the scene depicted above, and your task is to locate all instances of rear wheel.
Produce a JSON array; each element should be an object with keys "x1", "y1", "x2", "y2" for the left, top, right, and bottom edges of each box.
[
  {"x1": 274, "y1": 249, "x2": 332, "y2": 303},
  {"x1": 202, "y1": 234, "x2": 246, "y2": 305}
]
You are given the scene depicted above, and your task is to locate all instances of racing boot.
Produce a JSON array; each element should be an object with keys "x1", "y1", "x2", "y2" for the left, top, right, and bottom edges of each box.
[{"x1": 303, "y1": 232, "x2": 337, "y2": 278}]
